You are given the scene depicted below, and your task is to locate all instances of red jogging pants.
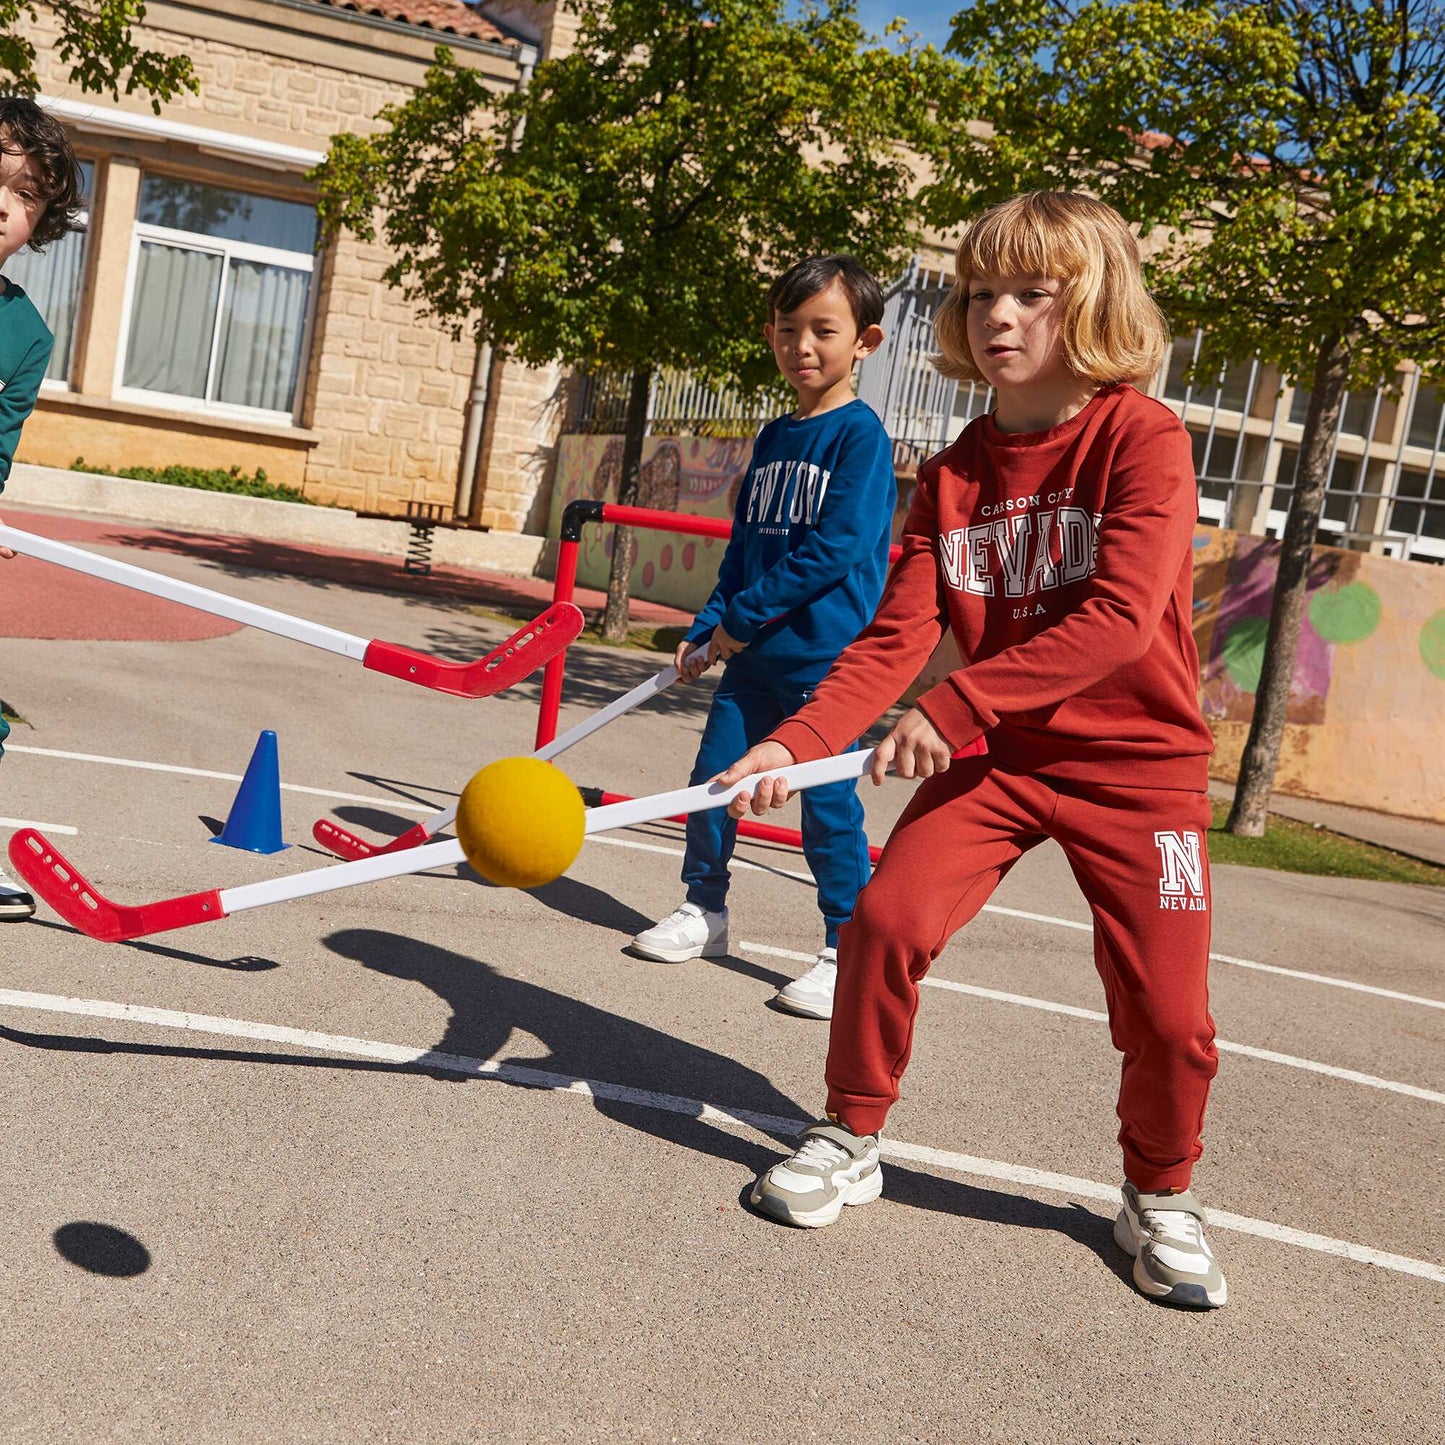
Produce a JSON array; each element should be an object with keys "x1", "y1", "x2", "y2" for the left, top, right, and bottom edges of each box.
[{"x1": 828, "y1": 759, "x2": 1218, "y2": 1193}]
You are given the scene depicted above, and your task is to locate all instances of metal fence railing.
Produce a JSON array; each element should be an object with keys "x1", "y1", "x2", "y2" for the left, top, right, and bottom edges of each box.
[{"x1": 565, "y1": 268, "x2": 1445, "y2": 564}]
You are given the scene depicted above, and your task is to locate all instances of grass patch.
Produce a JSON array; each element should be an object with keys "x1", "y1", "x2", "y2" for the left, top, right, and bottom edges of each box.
[
  {"x1": 468, "y1": 606, "x2": 689, "y2": 657},
  {"x1": 1208, "y1": 800, "x2": 1444, "y2": 886},
  {"x1": 573, "y1": 621, "x2": 690, "y2": 655},
  {"x1": 71, "y1": 458, "x2": 321, "y2": 506}
]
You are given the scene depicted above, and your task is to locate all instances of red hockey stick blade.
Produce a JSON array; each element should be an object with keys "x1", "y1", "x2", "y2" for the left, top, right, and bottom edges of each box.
[
  {"x1": 310, "y1": 818, "x2": 432, "y2": 862},
  {"x1": 8, "y1": 830, "x2": 227, "y2": 943},
  {"x1": 361, "y1": 601, "x2": 584, "y2": 699}
]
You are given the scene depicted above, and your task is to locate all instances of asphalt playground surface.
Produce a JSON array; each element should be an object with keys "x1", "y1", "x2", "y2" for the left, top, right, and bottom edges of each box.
[{"x1": 1, "y1": 508, "x2": 1442, "y2": 1443}]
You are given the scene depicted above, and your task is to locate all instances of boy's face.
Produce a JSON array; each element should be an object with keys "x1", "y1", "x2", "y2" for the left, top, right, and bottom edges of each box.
[
  {"x1": 0, "y1": 136, "x2": 46, "y2": 265},
  {"x1": 765, "y1": 278, "x2": 882, "y2": 404},
  {"x1": 965, "y1": 272, "x2": 1071, "y2": 393}
]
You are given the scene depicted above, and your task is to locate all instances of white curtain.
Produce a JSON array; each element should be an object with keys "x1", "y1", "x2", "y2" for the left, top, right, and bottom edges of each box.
[
  {"x1": 215, "y1": 260, "x2": 309, "y2": 413},
  {"x1": 2, "y1": 228, "x2": 88, "y2": 381},
  {"x1": 122, "y1": 241, "x2": 223, "y2": 399}
]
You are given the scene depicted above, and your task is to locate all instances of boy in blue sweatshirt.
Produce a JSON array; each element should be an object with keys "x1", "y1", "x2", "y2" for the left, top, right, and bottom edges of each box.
[
  {"x1": 631, "y1": 256, "x2": 896, "y2": 1020},
  {"x1": 0, "y1": 98, "x2": 82, "y2": 922}
]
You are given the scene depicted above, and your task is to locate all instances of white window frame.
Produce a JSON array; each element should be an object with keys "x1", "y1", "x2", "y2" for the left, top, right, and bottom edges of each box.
[
  {"x1": 31, "y1": 163, "x2": 95, "y2": 394},
  {"x1": 113, "y1": 212, "x2": 317, "y2": 426}
]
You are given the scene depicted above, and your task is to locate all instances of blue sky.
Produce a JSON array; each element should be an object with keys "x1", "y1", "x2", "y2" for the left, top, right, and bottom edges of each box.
[{"x1": 854, "y1": 2, "x2": 959, "y2": 50}]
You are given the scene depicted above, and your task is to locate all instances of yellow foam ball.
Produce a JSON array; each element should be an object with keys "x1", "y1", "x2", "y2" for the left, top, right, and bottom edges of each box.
[{"x1": 455, "y1": 756, "x2": 586, "y2": 889}]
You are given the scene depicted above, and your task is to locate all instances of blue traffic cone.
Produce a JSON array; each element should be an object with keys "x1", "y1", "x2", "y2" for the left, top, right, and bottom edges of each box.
[{"x1": 212, "y1": 730, "x2": 289, "y2": 854}]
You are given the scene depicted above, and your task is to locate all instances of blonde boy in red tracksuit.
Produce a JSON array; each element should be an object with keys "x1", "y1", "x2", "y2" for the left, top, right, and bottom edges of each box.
[{"x1": 720, "y1": 191, "x2": 1228, "y2": 1309}]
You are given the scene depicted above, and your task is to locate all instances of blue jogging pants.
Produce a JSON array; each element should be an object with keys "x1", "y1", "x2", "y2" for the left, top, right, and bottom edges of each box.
[{"x1": 682, "y1": 665, "x2": 871, "y2": 948}]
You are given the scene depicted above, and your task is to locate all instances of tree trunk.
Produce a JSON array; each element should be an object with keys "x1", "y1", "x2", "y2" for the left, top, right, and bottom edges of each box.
[
  {"x1": 1225, "y1": 332, "x2": 1353, "y2": 837},
  {"x1": 600, "y1": 366, "x2": 653, "y2": 643}
]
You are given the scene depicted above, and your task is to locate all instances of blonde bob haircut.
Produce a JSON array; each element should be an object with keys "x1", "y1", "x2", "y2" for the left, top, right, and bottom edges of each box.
[{"x1": 934, "y1": 191, "x2": 1170, "y2": 387}]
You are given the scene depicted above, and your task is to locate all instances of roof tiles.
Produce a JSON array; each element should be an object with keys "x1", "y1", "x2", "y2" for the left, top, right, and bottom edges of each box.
[{"x1": 309, "y1": 0, "x2": 516, "y2": 47}]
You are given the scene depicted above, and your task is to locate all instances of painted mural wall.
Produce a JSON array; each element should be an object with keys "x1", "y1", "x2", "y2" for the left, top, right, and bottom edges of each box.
[
  {"x1": 548, "y1": 434, "x2": 751, "y2": 614},
  {"x1": 1191, "y1": 529, "x2": 1445, "y2": 822},
  {"x1": 551, "y1": 437, "x2": 1445, "y2": 822},
  {"x1": 910, "y1": 528, "x2": 1445, "y2": 823}
]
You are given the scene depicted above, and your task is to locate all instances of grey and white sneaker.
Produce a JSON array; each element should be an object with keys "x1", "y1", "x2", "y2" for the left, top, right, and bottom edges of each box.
[
  {"x1": 0, "y1": 866, "x2": 35, "y2": 922},
  {"x1": 630, "y1": 902, "x2": 728, "y2": 963},
  {"x1": 774, "y1": 947, "x2": 836, "y2": 1019},
  {"x1": 749, "y1": 1121, "x2": 882, "y2": 1228},
  {"x1": 1114, "y1": 1181, "x2": 1228, "y2": 1309}
]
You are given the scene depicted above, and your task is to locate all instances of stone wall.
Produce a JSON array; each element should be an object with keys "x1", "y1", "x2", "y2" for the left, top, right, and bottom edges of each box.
[{"x1": 18, "y1": 1, "x2": 544, "y2": 519}]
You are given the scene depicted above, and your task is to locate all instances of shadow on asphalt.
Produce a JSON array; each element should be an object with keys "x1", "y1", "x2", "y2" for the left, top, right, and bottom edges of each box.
[
  {"x1": 324, "y1": 929, "x2": 1133, "y2": 1280},
  {"x1": 52, "y1": 1221, "x2": 152, "y2": 1277},
  {"x1": 323, "y1": 927, "x2": 810, "y2": 1147},
  {"x1": 2, "y1": 946, "x2": 1131, "y2": 1280},
  {"x1": 24, "y1": 917, "x2": 281, "y2": 971},
  {"x1": 875, "y1": 1168, "x2": 1132, "y2": 1283},
  {"x1": 86, "y1": 526, "x2": 538, "y2": 610},
  {"x1": 527, "y1": 872, "x2": 656, "y2": 936}
]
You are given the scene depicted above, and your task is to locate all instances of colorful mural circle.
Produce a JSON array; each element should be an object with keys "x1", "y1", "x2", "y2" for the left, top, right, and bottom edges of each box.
[
  {"x1": 661, "y1": 544, "x2": 674, "y2": 572},
  {"x1": 682, "y1": 543, "x2": 696, "y2": 572},
  {"x1": 1221, "y1": 615, "x2": 1270, "y2": 692},
  {"x1": 642, "y1": 561, "x2": 656, "y2": 589},
  {"x1": 1421, "y1": 609, "x2": 1445, "y2": 680},
  {"x1": 1309, "y1": 582, "x2": 1382, "y2": 644}
]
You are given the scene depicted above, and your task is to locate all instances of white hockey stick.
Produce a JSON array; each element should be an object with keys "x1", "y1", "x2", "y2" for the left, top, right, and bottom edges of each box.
[
  {"x1": 0, "y1": 522, "x2": 584, "y2": 698},
  {"x1": 9, "y1": 750, "x2": 875, "y2": 943},
  {"x1": 313, "y1": 648, "x2": 712, "y2": 859}
]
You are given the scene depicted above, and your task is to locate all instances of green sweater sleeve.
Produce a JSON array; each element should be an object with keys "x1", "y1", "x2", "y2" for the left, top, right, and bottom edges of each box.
[{"x1": 0, "y1": 284, "x2": 56, "y2": 490}]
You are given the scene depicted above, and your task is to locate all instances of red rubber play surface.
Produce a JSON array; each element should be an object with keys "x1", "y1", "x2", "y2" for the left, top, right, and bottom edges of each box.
[
  {"x1": 0, "y1": 507, "x2": 691, "y2": 643},
  {"x1": 1, "y1": 510, "x2": 243, "y2": 642}
]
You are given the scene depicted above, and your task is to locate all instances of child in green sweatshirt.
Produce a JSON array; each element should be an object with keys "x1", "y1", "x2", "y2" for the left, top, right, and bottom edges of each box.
[{"x1": 0, "y1": 97, "x2": 83, "y2": 920}]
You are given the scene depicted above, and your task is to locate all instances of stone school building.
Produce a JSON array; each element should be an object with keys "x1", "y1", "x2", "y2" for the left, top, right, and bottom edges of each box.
[{"x1": 9, "y1": 0, "x2": 572, "y2": 531}]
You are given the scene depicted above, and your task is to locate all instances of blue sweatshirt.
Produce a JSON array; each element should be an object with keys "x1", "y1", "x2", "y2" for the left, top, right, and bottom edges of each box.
[{"x1": 686, "y1": 398, "x2": 896, "y2": 684}]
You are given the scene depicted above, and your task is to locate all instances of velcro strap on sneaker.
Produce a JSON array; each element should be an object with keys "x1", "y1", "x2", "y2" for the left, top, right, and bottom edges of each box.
[
  {"x1": 802, "y1": 1122, "x2": 874, "y2": 1157},
  {"x1": 1135, "y1": 1188, "x2": 1207, "y2": 1222}
]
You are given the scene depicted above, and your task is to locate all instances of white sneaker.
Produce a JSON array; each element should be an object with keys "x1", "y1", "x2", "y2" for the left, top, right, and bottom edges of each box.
[
  {"x1": 774, "y1": 947, "x2": 836, "y2": 1019},
  {"x1": 0, "y1": 865, "x2": 36, "y2": 922},
  {"x1": 630, "y1": 902, "x2": 728, "y2": 963},
  {"x1": 1114, "y1": 1181, "x2": 1228, "y2": 1309},
  {"x1": 750, "y1": 1121, "x2": 882, "y2": 1228}
]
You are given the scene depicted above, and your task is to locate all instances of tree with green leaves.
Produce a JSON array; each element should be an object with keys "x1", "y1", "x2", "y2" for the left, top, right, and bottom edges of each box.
[
  {"x1": 927, "y1": 0, "x2": 1445, "y2": 834},
  {"x1": 2, "y1": 1, "x2": 195, "y2": 105},
  {"x1": 314, "y1": 0, "x2": 950, "y2": 640}
]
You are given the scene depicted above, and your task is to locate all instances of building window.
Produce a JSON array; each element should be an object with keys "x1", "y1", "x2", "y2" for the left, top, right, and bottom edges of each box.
[
  {"x1": 1288, "y1": 384, "x2": 1377, "y2": 437},
  {"x1": 1392, "y1": 467, "x2": 1445, "y2": 542},
  {"x1": 1406, "y1": 381, "x2": 1445, "y2": 451},
  {"x1": 117, "y1": 175, "x2": 317, "y2": 419},
  {"x1": 1, "y1": 160, "x2": 95, "y2": 384},
  {"x1": 1161, "y1": 332, "x2": 1253, "y2": 412}
]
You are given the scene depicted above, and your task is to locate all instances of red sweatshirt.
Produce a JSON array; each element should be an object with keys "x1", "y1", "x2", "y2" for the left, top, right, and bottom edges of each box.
[{"x1": 771, "y1": 384, "x2": 1214, "y2": 790}]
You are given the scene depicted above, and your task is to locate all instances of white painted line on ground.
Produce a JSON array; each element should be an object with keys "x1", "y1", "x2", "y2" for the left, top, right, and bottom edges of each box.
[
  {"x1": 741, "y1": 942, "x2": 1445, "y2": 1105},
  {"x1": 1, "y1": 985, "x2": 1440, "y2": 1287},
  {"x1": 929, "y1": 904, "x2": 1445, "y2": 1011},
  {"x1": 599, "y1": 824, "x2": 1438, "y2": 1012},
  {"x1": 3, "y1": 744, "x2": 437, "y2": 812},
  {"x1": 0, "y1": 816, "x2": 78, "y2": 836},
  {"x1": 1205, "y1": 950, "x2": 1445, "y2": 1010},
  {"x1": 875, "y1": 1137, "x2": 1445, "y2": 1284}
]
